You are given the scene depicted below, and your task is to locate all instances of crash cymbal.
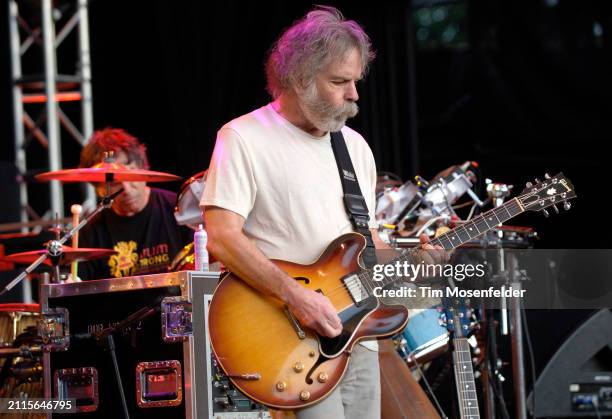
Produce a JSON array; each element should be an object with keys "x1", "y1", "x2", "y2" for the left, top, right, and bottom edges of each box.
[
  {"x1": 36, "y1": 161, "x2": 181, "y2": 183},
  {"x1": 0, "y1": 246, "x2": 117, "y2": 266}
]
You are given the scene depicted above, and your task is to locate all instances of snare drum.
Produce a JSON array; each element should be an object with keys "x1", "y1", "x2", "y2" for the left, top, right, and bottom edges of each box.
[
  {"x1": 397, "y1": 308, "x2": 449, "y2": 367},
  {"x1": 174, "y1": 170, "x2": 207, "y2": 229}
]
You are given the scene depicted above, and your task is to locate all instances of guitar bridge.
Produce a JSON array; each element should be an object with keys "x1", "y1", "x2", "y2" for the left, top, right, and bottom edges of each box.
[{"x1": 342, "y1": 274, "x2": 369, "y2": 305}]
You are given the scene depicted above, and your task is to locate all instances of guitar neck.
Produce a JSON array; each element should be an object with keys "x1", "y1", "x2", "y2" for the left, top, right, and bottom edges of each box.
[
  {"x1": 429, "y1": 197, "x2": 524, "y2": 251},
  {"x1": 370, "y1": 197, "x2": 525, "y2": 289},
  {"x1": 453, "y1": 337, "x2": 481, "y2": 419}
]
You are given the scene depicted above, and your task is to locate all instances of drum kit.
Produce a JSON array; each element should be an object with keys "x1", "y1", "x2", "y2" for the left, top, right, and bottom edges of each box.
[
  {"x1": 375, "y1": 161, "x2": 538, "y2": 373},
  {"x1": 0, "y1": 152, "x2": 184, "y2": 403}
]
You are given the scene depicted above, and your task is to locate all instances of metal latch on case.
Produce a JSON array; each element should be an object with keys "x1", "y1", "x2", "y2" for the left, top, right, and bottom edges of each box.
[
  {"x1": 38, "y1": 307, "x2": 70, "y2": 351},
  {"x1": 161, "y1": 297, "x2": 192, "y2": 342}
]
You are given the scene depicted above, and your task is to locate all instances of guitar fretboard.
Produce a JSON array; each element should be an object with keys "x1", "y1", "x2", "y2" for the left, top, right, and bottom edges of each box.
[
  {"x1": 357, "y1": 197, "x2": 524, "y2": 291},
  {"x1": 453, "y1": 337, "x2": 481, "y2": 419}
]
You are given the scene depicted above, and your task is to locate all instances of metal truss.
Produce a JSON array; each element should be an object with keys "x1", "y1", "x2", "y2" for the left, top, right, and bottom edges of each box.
[{"x1": 8, "y1": 0, "x2": 96, "y2": 226}]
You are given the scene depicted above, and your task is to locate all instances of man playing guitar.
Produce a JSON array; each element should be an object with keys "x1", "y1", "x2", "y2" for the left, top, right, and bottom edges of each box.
[{"x1": 202, "y1": 6, "x2": 446, "y2": 418}]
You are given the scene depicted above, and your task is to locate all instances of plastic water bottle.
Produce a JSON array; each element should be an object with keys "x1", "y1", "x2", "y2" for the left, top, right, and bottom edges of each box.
[{"x1": 194, "y1": 224, "x2": 209, "y2": 271}]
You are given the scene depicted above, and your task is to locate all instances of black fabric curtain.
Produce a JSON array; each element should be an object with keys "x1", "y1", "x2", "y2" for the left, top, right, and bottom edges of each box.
[{"x1": 146, "y1": 1, "x2": 419, "y2": 180}]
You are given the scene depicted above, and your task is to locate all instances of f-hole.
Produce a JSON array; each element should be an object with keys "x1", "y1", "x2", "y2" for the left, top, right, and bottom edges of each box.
[{"x1": 305, "y1": 354, "x2": 329, "y2": 385}]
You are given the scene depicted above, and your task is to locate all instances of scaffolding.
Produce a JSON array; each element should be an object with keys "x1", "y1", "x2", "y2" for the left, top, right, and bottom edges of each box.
[
  {"x1": 7, "y1": 0, "x2": 96, "y2": 301},
  {"x1": 8, "y1": 0, "x2": 96, "y2": 226}
]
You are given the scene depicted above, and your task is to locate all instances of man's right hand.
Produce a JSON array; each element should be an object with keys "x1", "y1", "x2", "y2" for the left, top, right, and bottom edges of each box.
[{"x1": 286, "y1": 286, "x2": 342, "y2": 338}]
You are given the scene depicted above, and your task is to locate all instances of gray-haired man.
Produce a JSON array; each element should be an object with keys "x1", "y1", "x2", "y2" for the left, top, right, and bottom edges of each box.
[{"x1": 202, "y1": 6, "x2": 443, "y2": 418}]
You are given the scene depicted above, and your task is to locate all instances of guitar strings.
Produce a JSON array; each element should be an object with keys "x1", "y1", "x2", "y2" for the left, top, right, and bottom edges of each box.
[{"x1": 317, "y1": 199, "x2": 522, "y2": 301}]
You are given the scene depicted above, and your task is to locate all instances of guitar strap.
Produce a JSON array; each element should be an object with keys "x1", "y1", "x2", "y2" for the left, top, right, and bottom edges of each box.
[{"x1": 330, "y1": 131, "x2": 378, "y2": 268}]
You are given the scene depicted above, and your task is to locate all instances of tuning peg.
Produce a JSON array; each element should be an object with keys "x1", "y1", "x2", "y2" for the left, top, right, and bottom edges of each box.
[
  {"x1": 552, "y1": 204, "x2": 559, "y2": 214},
  {"x1": 542, "y1": 209, "x2": 550, "y2": 218},
  {"x1": 525, "y1": 182, "x2": 533, "y2": 188},
  {"x1": 564, "y1": 201, "x2": 571, "y2": 211},
  {"x1": 544, "y1": 173, "x2": 551, "y2": 180},
  {"x1": 535, "y1": 178, "x2": 541, "y2": 184}
]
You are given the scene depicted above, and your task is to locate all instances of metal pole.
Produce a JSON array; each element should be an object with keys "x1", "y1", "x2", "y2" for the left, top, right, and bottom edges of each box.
[
  {"x1": 77, "y1": 0, "x2": 97, "y2": 209},
  {"x1": 9, "y1": 0, "x2": 34, "y2": 302},
  {"x1": 8, "y1": 0, "x2": 28, "y2": 230},
  {"x1": 41, "y1": 0, "x2": 64, "y2": 218},
  {"x1": 40, "y1": 272, "x2": 52, "y2": 419},
  {"x1": 509, "y1": 258, "x2": 527, "y2": 419}
]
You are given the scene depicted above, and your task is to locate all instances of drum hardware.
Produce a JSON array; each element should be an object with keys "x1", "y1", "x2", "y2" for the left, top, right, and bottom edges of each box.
[
  {"x1": 375, "y1": 179, "x2": 423, "y2": 227},
  {"x1": 35, "y1": 151, "x2": 182, "y2": 184},
  {"x1": 174, "y1": 170, "x2": 207, "y2": 229},
  {"x1": 0, "y1": 187, "x2": 123, "y2": 294},
  {"x1": 0, "y1": 345, "x2": 43, "y2": 358},
  {"x1": 1, "y1": 152, "x2": 182, "y2": 291},
  {"x1": 421, "y1": 163, "x2": 483, "y2": 217},
  {"x1": 486, "y1": 179, "x2": 513, "y2": 208},
  {"x1": 375, "y1": 171, "x2": 403, "y2": 195}
]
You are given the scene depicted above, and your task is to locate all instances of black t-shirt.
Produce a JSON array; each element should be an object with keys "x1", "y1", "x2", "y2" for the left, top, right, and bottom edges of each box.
[{"x1": 78, "y1": 188, "x2": 191, "y2": 280}]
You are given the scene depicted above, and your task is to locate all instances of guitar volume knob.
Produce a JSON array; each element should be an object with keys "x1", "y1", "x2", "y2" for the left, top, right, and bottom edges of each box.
[
  {"x1": 293, "y1": 362, "x2": 305, "y2": 373},
  {"x1": 317, "y1": 372, "x2": 328, "y2": 383},
  {"x1": 275, "y1": 381, "x2": 287, "y2": 392},
  {"x1": 299, "y1": 390, "x2": 311, "y2": 401}
]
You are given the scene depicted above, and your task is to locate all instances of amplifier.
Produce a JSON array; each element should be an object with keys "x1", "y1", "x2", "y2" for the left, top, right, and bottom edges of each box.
[{"x1": 40, "y1": 271, "x2": 270, "y2": 418}]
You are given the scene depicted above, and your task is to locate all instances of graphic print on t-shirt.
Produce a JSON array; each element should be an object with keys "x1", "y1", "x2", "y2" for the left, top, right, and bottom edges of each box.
[
  {"x1": 108, "y1": 240, "x2": 172, "y2": 278},
  {"x1": 109, "y1": 240, "x2": 138, "y2": 277}
]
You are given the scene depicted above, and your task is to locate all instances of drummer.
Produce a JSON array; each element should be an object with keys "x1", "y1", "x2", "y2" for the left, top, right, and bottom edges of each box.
[{"x1": 77, "y1": 128, "x2": 191, "y2": 280}]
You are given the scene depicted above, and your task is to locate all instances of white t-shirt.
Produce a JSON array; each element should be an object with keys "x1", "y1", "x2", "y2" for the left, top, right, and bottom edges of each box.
[{"x1": 201, "y1": 103, "x2": 379, "y2": 350}]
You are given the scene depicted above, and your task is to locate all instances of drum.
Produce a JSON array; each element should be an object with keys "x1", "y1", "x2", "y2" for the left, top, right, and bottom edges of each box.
[
  {"x1": 174, "y1": 170, "x2": 207, "y2": 229},
  {"x1": 397, "y1": 308, "x2": 449, "y2": 367},
  {"x1": 375, "y1": 181, "x2": 421, "y2": 226},
  {"x1": 423, "y1": 168, "x2": 474, "y2": 215},
  {"x1": 169, "y1": 242, "x2": 195, "y2": 271},
  {"x1": 0, "y1": 304, "x2": 43, "y2": 418},
  {"x1": 0, "y1": 304, "x2": 40, "y2": 347}
]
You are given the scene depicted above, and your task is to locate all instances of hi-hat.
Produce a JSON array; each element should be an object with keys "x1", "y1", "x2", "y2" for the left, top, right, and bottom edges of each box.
[
  {"x1": 36, "y1": 161, "x2": 181, "y2": 183},
  {"x1": 0, "y1": 246, "x2": 117, "y2": 266}
]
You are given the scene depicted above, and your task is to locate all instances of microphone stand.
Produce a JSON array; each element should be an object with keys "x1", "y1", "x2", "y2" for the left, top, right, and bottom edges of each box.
[
  {"x1": 70, "y1": 302, "x2": 161, "y2": 419},
  {"x1": 0, "y1": 187, "x2": 123, "y2": 295}
]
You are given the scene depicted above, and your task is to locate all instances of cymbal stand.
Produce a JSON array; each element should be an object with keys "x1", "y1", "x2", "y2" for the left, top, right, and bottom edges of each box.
[{"x1": 0, "y1": 187, "x2": 123, "y2": 295}]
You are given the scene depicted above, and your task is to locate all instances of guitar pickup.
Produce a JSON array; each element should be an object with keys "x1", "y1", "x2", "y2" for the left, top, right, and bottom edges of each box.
[{"x1": 342, "y1": 274, "x2": 368, "y2": 305}]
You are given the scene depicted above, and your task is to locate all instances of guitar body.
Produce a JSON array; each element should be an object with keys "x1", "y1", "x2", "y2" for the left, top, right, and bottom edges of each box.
[{"x1": 208, "y1": 233, "x2": 409, "y2": 409}]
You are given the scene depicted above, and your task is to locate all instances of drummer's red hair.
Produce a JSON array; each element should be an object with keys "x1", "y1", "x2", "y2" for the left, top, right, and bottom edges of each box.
[{"x1": 80, "y1": 127, "x2": 150, "y2": 169}]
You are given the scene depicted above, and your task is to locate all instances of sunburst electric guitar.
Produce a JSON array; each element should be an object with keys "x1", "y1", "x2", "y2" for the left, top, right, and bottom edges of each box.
[{"x1": 208, "y1": 173, "x2": 576, "y2": 409}]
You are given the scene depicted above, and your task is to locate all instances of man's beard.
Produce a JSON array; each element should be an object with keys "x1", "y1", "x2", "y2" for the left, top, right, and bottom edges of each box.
[{"x1": 299, "y1": 83, "x2": 359, "y2": 133}]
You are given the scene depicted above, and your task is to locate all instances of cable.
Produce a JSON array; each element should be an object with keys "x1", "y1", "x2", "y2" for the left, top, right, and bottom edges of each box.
[
  {"x1": 452, "y1": 199, "x2": 476, "y2": 210},
  {"x1": 413, "y1": 358, "x2": 449, "y2": 419},
  {"x1": 593, "y1": 397, "x2": 602, "y2": 419},
  {"x1": 487, "y1": 309, "x2": 511, "y2": 419},
  {"x1": 488, "y1": 359, "x2": 511, "y2": 419},
  {"x1": 520, "y1": 302, "x2": 538, "y2": 416}
]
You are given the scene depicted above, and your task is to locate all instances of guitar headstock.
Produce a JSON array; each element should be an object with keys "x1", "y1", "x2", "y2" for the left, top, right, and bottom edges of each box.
[
  {"x1": 439, "y1": 304, "x2": 478, "y2": 338},
  {"x1": 518, "y1": 172, "x2": 576, "y2": 217}
]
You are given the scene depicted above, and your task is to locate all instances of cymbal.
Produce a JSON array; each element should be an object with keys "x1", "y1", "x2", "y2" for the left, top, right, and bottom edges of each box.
[
  {"x1": 36, "y1": 161, "x2": 181, "y2": 183},
  {"x1": 0, "y1": 246, "x2": 117, "y2": 266}
]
